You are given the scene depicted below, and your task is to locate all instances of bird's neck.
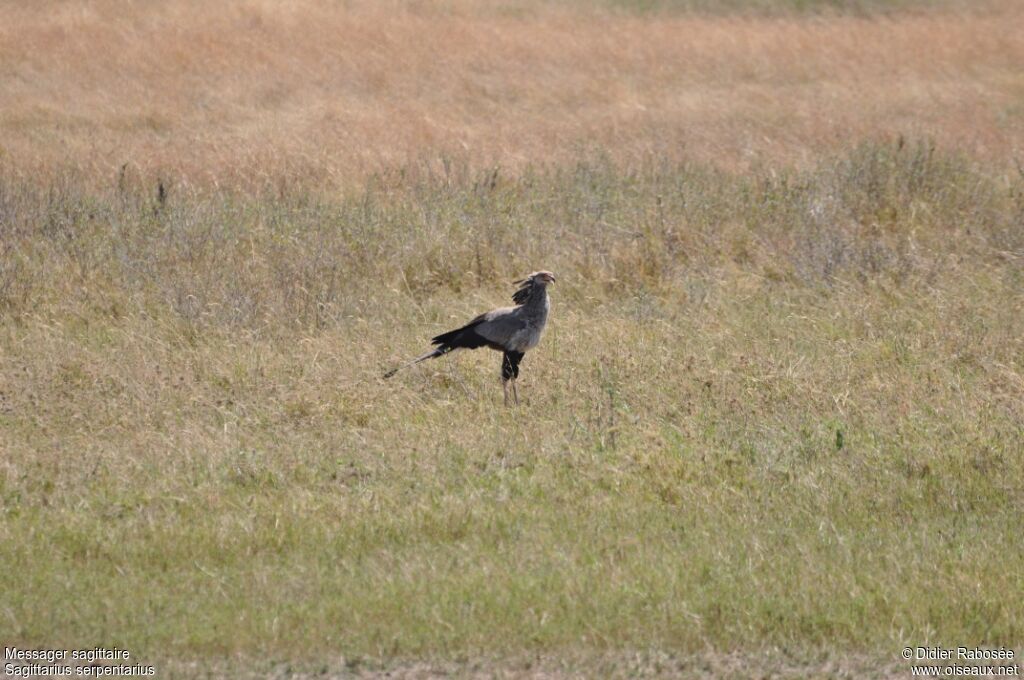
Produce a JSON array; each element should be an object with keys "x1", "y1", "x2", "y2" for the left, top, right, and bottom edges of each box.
[{"x1": 521, "y1": 286, "x2": 549, "y2": 318}]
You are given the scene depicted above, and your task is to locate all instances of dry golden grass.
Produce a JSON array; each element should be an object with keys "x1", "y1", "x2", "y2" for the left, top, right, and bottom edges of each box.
[{"x1": 1, "y1": 0, "x2": 1023, "y2": 186}]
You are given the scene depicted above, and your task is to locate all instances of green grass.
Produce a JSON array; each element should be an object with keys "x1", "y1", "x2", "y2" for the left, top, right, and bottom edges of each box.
[{"x1": 1, "y1": 141, "x2": 1023, "y2": 675}]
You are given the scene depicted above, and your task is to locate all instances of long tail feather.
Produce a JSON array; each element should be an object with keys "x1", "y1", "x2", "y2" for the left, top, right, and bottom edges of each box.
[
  {"x1": 382, "y1": 347, "x2": 450, "y2": 379},
  {"x1": 384, "y1": 315, "x2": 492, "y2": 379}
]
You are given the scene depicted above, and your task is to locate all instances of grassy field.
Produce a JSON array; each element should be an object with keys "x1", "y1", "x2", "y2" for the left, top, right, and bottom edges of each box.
[
  {"x1": 2, "y1": 1, "x2": 1024, "y2": 678},
  {"x1": 2, "y1": 0, "x2": 1022, "y2": 184}
]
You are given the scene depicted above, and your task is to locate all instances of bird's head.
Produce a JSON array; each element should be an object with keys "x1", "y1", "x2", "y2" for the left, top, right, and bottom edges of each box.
[
  {"x1": 526, "y1": 270, "x2": 556, "y2": 285},
  {"x1": 511, "y1": 271, "x2": 556, "y2": 305}
]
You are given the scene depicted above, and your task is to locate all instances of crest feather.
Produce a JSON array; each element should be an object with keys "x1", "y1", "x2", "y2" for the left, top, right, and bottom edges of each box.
[{"x1": 512, "y1": 278, "x2": 534, "y2": 305}]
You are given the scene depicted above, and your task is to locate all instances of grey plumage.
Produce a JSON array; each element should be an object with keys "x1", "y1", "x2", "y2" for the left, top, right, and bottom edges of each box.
[{"x1": 384, "y1": 271, "x2": 556, "y2": 405}]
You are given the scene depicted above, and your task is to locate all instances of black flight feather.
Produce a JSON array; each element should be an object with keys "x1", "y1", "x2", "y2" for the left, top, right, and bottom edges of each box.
[
  {"x1": 383, "y1": 314, "x2": 496, "y2": 379},
  {"x1": 429, "y1": 314, "x2": 494, "y2": 352}
]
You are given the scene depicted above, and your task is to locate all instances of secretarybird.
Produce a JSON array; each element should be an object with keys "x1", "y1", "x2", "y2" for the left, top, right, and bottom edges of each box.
[{"x1": 384, "y1": 271, "x2": 556, "y2": 405}]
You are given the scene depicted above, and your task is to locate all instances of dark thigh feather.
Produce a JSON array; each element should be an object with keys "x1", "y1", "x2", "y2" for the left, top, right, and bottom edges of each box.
[{"x1": 501, "y1": 351, "x2": 524, "y2": 381}]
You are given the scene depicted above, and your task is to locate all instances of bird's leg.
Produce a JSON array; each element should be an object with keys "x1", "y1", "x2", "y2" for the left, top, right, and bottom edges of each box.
[
  {"x1": 502, "y1": 379, "x2": 510, "y2": 407},
  {"x1": 511, "y1": 378, "x2": 519, "y2": 405}
]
